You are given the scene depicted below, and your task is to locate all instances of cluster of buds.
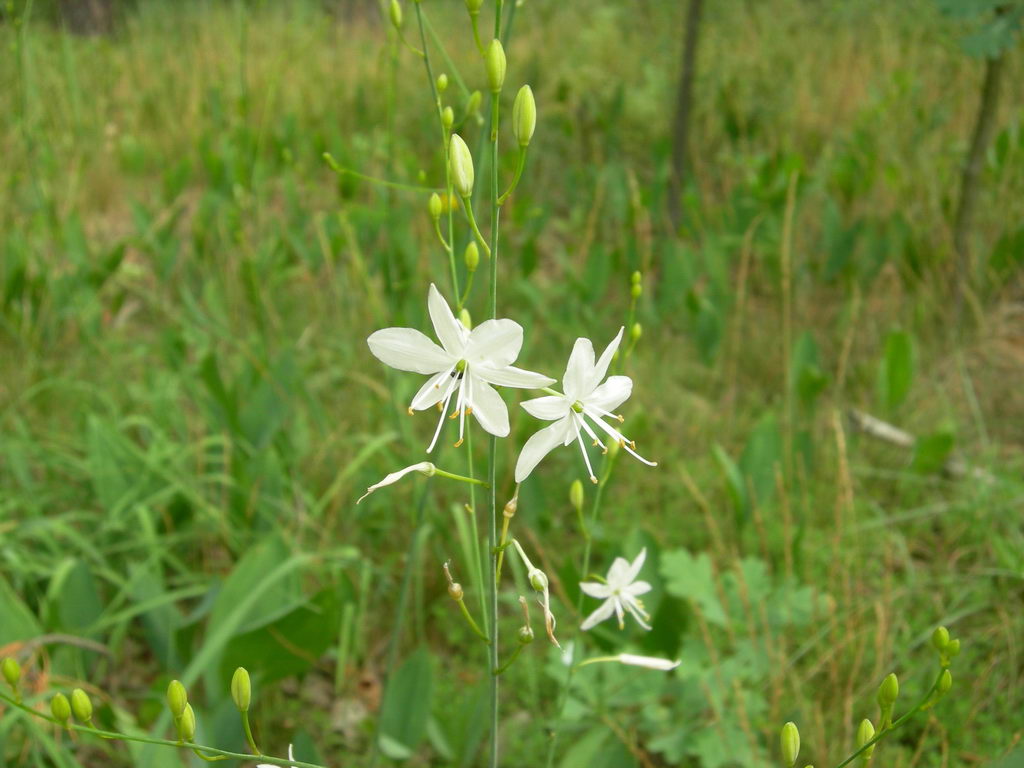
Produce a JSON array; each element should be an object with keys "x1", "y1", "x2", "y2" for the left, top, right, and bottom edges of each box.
[{"x1": 167, "y1": 680, "x2": 195, "y2": 741}]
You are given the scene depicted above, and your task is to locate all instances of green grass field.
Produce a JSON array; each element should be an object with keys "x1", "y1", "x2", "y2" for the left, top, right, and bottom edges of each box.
[{"x1": 1, "y1": 1, "x2": 1023, "y2": 766}]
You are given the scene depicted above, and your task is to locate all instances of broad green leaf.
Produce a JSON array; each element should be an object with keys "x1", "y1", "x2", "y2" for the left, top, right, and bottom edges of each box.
[
  {"x1": 712, "y1": 444, "x2": 748, "y2": 524},
  {"x1": 740, "y1": 412, "x2": 783, "y2": 508},
  {"x1": 911, "y1": 430, "x2": 956, "y2": 474},
  {"x1": 0, "y1": 574, "x2": 42, "y2": 645},
  {"x1": 660, "y1": 549, "x2": 727, "y2": 626},
  {"x1": 877, "y1": 329, "x2": 914, "y2": 411},
  {"x1": 379, "y1": 647, "x2": 433, "y2": 760}
]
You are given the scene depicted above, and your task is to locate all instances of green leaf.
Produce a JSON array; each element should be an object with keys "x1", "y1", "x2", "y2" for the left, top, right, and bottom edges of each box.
[
  {"x1": 877, "y1": 329, "x2": 915, "y2": 411},
  {"x1": 740, "y1": 412, "x2": 783, "y2": 508},
  {"x1": 712, "y1": 444, "x2": 748, "y2": 525},
  {"x1": 379, "y1": 647, "x2": 433, "y2": 760},
  {"x1": 660, "y1": 549, "x2": 727, "y2": 626},
  {"x1": 911, "y1": 430, "x2": 956, "y2": 474},
  {"x1": 0, "y1": 574, "x2": 42, "y2": 646}
]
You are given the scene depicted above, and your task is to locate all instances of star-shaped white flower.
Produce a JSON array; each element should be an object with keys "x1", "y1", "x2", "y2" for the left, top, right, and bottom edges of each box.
[
  {"x1": 514, "y1": 328, "x2": 656, "y2": 483},
  {"x1": 368, "y1": 284, "x2": 555, "y2": 452},
  {"x1": 257, "y1": 744, "x2": 296, "y2": 767},
  {"x1": 579, "y1": 548, "x2": 652, "y2": 631}
]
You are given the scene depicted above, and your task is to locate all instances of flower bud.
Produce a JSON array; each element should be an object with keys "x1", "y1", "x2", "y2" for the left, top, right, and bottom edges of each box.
[
  {"x1": 937, "y1": 669, "x2": 952, "y2": 695},
  {"x1": 71, "y1": 688, "x2": 93, "y2": 723},
  {"x1": 856, "y1": 719, "x2": 875, "y2": 762},
  {"x1": 631, "y1": 270, "x2": 642, "y2": 285},
  {"x1": 485, "y1": 39, "x2": 506, "y2": 93},
  {"x1": 465, "y1": 241, "x2": 480, "y2": 273},
  {"x1": 569, "y1": 479, "x2": 584, "y2": 512},
  {"x1": 389, "y1": 0, "x2": 402, "y2": 29},
  {"x1": 529, "y1": 569, "x2": 548, "y2": 593},
  {"x1": 780, "y1": 722, "x2": 800, "y2": 767},
  {"x1": 517, "y1": 625, "x2": 535, "y2": 644},
  {"x1": 449, "y1": 134, "x2": 474, "y2": 198},
  {"x1": 459, "y1": 308, "x2": 472, "y2": 330},
  {"x1": 512, "y1": 85, "x2": 536, "y2": 147},
  {"x1": 51, "y1": 693, "x2": 71, "y2": 724},
  {"x1": 931, "y1": 626, "x2": 949, "y2": 652},
  {"x1": 466, "y1": 90, "x2": 482, "y2": 124},
  {"x1": 877, "y1": 673, "x2": 898, "y2": 709},
  {"x1": 631, "y1": 282, "x2": 642, "y2": 299},
  {"x1": 436, "y1": 73, "x2": 449, "y2": 93},
  {"x1": 465, "y1": 0, "x2": 483, "y2": 13},
  {"x1": 231, "y1": 667, "x2": 251, "y2": 713},
  {"x1": 946, "y1": 638, "x2": 960, "y2": 658},
  {"x1": 2, "y1": 657, "x2": 20, "y2": 691},
  {"x1": 179, "y1": 703, "x2": 196, "y2": 741},
  {"x1": 167, "y1": 680, "x2": 188, "y2": 720},
  {"x1": 630, "y1": 323, "x2": 642, "y2": 342},
  {"x1": 428, "y1": 193, "x2": 442, "y2": 220},
  {"x1": 441, "y1": 105, "x2": 454, "y2": 132},
  {"x1": 448, "y1": 582, "x2": 464, "y2": 601}
]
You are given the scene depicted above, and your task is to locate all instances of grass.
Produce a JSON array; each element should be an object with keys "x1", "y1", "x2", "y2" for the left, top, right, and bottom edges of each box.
[{"x1": 1, "y1": 0, "x2": 1023, "y2": 766}]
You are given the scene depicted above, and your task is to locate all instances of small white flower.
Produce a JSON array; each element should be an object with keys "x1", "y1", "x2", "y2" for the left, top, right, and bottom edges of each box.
[
  {"x1": 368, "y1": 284, "x2": 555, "y2": 452},
  {"x1": 579, "y1": 548, "x2": 652, "y2": 631},
  {"x1": 257, "y1": 744, "x2": 296, "y2": 767},
  {"x1": 357, "y1": 462, "x2": 435, "y2": 504},
  {"x1": 578, "y1": 653, "x2": 680, "y2": 671},
  {"x1": 515, "y1": 327, "x2": 656, "y2": 483}
]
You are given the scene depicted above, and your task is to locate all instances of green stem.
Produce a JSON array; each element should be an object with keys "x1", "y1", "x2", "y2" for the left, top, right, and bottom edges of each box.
[
  {"x1": 458, "y1": 268, "x2": 477, "y2": 312},
  {"x1": 322, "y1": 154, "x2": 437, "y2": 193},
  {"x1": 241, "y1": 711, "x2": 259, "y2": 756},
  {"x1": 457, "y1": 597, "x2": 491, "y2": 644},
  {"x1": 497, "y1": 148, "x2": 527, "y2": 206},
  {"x1": 434, "y1": 467, "x2": 489, "y2": 488},
  {"x1": 463, "y1": 197, "x2": 492, "y2": 258},
  {"x1": 466, "y1": 427, "x2": 488, "y2": 637},
  {"x1": 0, "y1": 691, "x2": 324, "y2": 768},
  {"x1": 494, "y1": 643, "x2": 524, "y2": 676}
]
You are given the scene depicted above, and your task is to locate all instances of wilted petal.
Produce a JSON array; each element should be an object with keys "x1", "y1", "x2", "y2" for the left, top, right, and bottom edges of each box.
[
  {"x1": 521, "y1": 395, "x2": 569, "y2": 421},
  {"x1": 368, "y1": 327, "x2": 453, "y2": 375},
  {"x1": 467, "y1": 318, "x2": 523, "y2": 368},
  {"x1": 615, "y1": 654, "x2": 679, "y2": 671},
  {"x1": 580, "y1": 598, "x2": 616, "y2": 631},
  {"x1": 474, "y1": 364, "x2": 555, "y2": 390},
  {"x1": 587, "y1": 327, "x2": 624, "y2": 393},
  {"x1": 428, "y1": 283, "x2": 468, "y2": 355},
  {"x1": 357, "y1": 462, "x2": 435, "y2": 503},
  {"x1": 468, "y1": 378, "x2": 510, "y2": 437},
  {"x1": 587, "y1": 375, "x2": 633, "y2": 412},
  {"x1": 562, "y1": 337, "x2": 595, "y2": 401},
  {"x1": 514, "y1": 416, "x2": 571, "y2": 482}
]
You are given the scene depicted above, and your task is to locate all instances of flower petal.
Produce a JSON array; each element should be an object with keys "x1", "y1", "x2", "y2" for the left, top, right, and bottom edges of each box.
[
  {"x1": 368, "y1": 327, "x2": 453, "y2": 374},
  {"x1": 606, "y1": 556, "x2": 633, "y2": 587},
  {"x1": 467, "y1": 318, "x2": 523, "y2": 368},
  {"x1": 357, "y1": 462, "x2": 435, "y2": 503},
  {"x1": 587, "y1": 327, "x2": 624, "y2": 392},
  {"x1": 626, "y1": 579, "x2": 652, "y2": 596},
  {"x1": 521, "y1": 395, "x2": 569, "y2": 421},
  {"x1": 579, "y1": 580, "x2": 613, "y2": 598},
  {"x1": 562, "y1": 337, "x2": 596, "y2": 400},
  {"x1": 623, "y1": 548, "x2": 647, "y2": 583},
  {"x1": 474, "y1": 364, "x2": 556, "y2": 390},
  {"x1": 428, "y1": 283, "x2": 468, "y2": 355},
  {"x1": 409, "y1": 368, "x2": 456, "y2": 411},
  {"x1": 514, "y1": 416, "x2": 572, "y2": 482},
  {"x1": 615, "y1": 654, "x2": 679, "y2": 671},
  {"x1": 580, "y1": 598, "x2": 616, "y2": 631},
  {"x1": 467, "y1": 378, "x2": 510, "y2": 437},
  {"x1": 587, "y1": 375, "x2": 633, "y2": 412}
]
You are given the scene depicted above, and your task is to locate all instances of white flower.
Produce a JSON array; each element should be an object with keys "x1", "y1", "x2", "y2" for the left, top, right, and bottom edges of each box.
[
  {"x1": 367, "y1": 284, "x2": 554, "y2": 452},
  {"x1": 579, "y1": 548, "x2": 652, "y2": 631},
  {"x1": 257, "y1": 744, "x2": 295, "y2": 767},
  {"x1": 578, "y1": 653, "x2": 680, "y2": 671},
  {"x1": 357, "y1": 462, "x2": 435, "y2": 504},
  {"x1": 514, "y1": 327, "x2": 656, "y2": 483}
]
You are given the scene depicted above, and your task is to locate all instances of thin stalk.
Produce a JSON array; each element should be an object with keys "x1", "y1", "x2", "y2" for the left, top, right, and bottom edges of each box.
[
  {"x1": 322, "y1": 154, "x2": 438, "y2": 193},
  {"x1": 467, "y1": 426, "x2": 489, "y2": 635},
  {"x1": 494, "y1": 643, "x2": 525, "y2": 675},
  {"x1": 463, "y1": 198, "x2": 493, "y2": 258},
  {"x1": 241, "y1": 711, "x2": 259, "y2": 755},
  {"x1": 421, "y1": 9, "x2": 472, "y2": 98},
  {"x1": 497, "y1": 148, "x2": 527, "y2": 206},
  {"x1": 456, "y1": 595, "x2": 491, "y2": 644}
]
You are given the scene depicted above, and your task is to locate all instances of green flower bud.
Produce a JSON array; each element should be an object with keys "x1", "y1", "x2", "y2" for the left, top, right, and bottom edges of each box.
[
  {"x1": 179, "y1": 703, "x2": 196, "y2": 741},
  {"x1": 780, "y1": 722, "x2": 800, "y2": 767},
  {"x1": 459, "y1": 308, "x2": 472, "y2": 330},
  {"x1": 937, "y1": 669, "x2": 952, "y2": 695},
  {"x1": 630, "y1": 323, "x2": 642, "y2": 342},
  {"x1": 465, "y1": 0, "x2": 483, "y2": 13},
  {"x1": 71, "y1": 688, "x2": 93, "y2": 723},
  {"x1": 231, "y1": 667, "x2": 251, "y2": 713},
  {"x1": 466, "y1": 90, "x2": 483, "y2": 123},
  {"x1": 569, "y1": 479, "x2": 584, "y2": 512},
  {"x1": 877, "y1": 673, "x2": 898, "y2": 708},
  {"x1": 449, "y1": 134, "x2": 475, "y2": 198},
  {"x1": 51, "y1": 693, "x2": 71, "y2": 724},
  {"x1": 512, "y1": 85, "x2": 536, "y2": 147},
  {"x1": 442, "y1": 105, "x2": 454, "y2": 132},
  {"x1": 946, "y1": 638, "x2": 960, "y2": 658},
  {"x1": 436, "y1": 73, "x2": 449, "y2": 93},
  {"x1": 856, "y1": 719, "x2": 875, "y2": 762},
  {"x1": 631, "y1": 270, "x2": 642, "y2": 285},
  {"x1": 167, "y1": 680, "x2": 188, "y2": 721},
  {"x1": 2, "y1": 657, "x2": 20, "y2": 691},
  {"x1": 389, "y1": 0, "x2": 402, "y2": 29},
  {"x1": 517, "y1": 625, "x2": 535, "y2": 644},
  {"x1": 485, "y1": 39, "x2": 506, "y2": 93},
  {"x1": 529, "y1": 569, "x2": 548, "y2": 593},
  {"x1": 631, "y1": 282, "x2": 642, "y2": 299},
  {"x1": 465, "y1": 241, "x2": 480, "y2": 273},
  {"x1": 428, "y1": 192, "x2": 442, "y2": 220},
  {"x1": 931, "y1": 626, "x2": 949, "y2": 652}
]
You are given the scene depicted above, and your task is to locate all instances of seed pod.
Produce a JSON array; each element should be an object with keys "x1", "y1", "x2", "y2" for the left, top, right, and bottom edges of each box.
[
  {"x1": 51, "y1": 693, "x2": 72, "y2": 724},
  {"x1": 167, "y1": 680, "x2": 188, "y2": 720},
  {"x1": 231, "y1": 667, "x2": 251, "y2": 713},
  {"x1": 448, "y1": 582, "x2": 464, "y2": 600},
  {"x1": 71, "y1": 688, "x2": 93, "y2": 723},
  {"x1": 517, "y1": 625, "x2": 535, "y2": 644},
  {"x1": 465, "y1": 0, "x2": 483, "y2": 13},
  {"x1": 512, "y1": 85, "x2": 536, "y2": 147},
  {"x1": 780, "y1": 722, "x2": 800, "y2": 767},
  {"x1": 529, "y1": 569, "x2": 548, "y2": 593},
  {"x1": 449, "y1": 134, "x2": 475, "y2": 198},
  {"x1": 485, "y1": 39, "x2": 506, "y2": 93}
]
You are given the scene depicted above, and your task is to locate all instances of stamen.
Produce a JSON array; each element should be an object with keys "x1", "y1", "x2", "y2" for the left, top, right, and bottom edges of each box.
[
  {"x1": 427, "y1": 374, "x2": 461, "y2": 453},
  {"x1": 572, "y1": 413, "x2": 597, "y2": 484}
]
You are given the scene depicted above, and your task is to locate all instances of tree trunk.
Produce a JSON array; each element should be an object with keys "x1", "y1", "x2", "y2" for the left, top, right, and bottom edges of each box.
[{"x1": 667, "y1": 0, "x2": 704, "y2": 230}]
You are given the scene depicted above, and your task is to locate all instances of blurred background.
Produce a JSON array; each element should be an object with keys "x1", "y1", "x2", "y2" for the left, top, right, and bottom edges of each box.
[{"x1": 1, "y1": 0, "x2": 1023, "y2": 766}]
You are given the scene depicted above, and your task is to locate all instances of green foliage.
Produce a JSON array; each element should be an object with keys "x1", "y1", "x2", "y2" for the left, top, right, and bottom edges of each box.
[
  {"x1": 936, "y1": 0, "x2": 1024, "y2": 56},
  {"x1": 877, "y1": 329, "x2": 916, "y2": 412}
]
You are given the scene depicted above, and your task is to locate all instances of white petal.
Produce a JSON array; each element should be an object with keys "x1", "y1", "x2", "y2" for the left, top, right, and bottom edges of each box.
[
  {"x1": 467, "y1": 318, "x2": 523, "y2": 368},
  {"x1": 428, "y1": 283, "x2": 468, "y2": 355},
  {"x1": 616, "y1": 654, "x2": 679, "y2": 671},
  {"x1": 521, "y1": 395, "x2": 569, "y2": 421},
  {"x1": 580, "y1": 598, "x2": 616, "y2": 631},
  {"x1": 368, "y1": 327, "x2": 453, "y2": 375},
  {"x1": 474, "y1": 364, "x2": 556, "y2": 390},
  {"x1": 626, "y1": 580, "x2": 652, "y2": 596},
  {"x1": 606, "y1": 556, "x2": 633, "y2": 587},
  {"x1": 357, "y1": 462, "x2": 435, "y2": 503},
  {"x1": 587, "y1": 327, "x2": 624, "y2": 392},
  {"x1": 409, "y1": 368, "x2": 456, "y2": 411},
  {"x1": 562, "y1": 337, "x2": 596, "y2": 400},
  {"x1": 467, "y1": 378, "x2": 510, "y2": 437},
  {"x1": 579, "y1": 580, "x2": 613, "y2": 599},
  {"x1": 623, "y1": 548, "x2": 647, "y2": 583},
  {"x1": 514, "y1": 417, "x2": 572, "y2": 482},
  {"x1": 587, "y1": 375, "x2": 633, "y2": 412}
]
